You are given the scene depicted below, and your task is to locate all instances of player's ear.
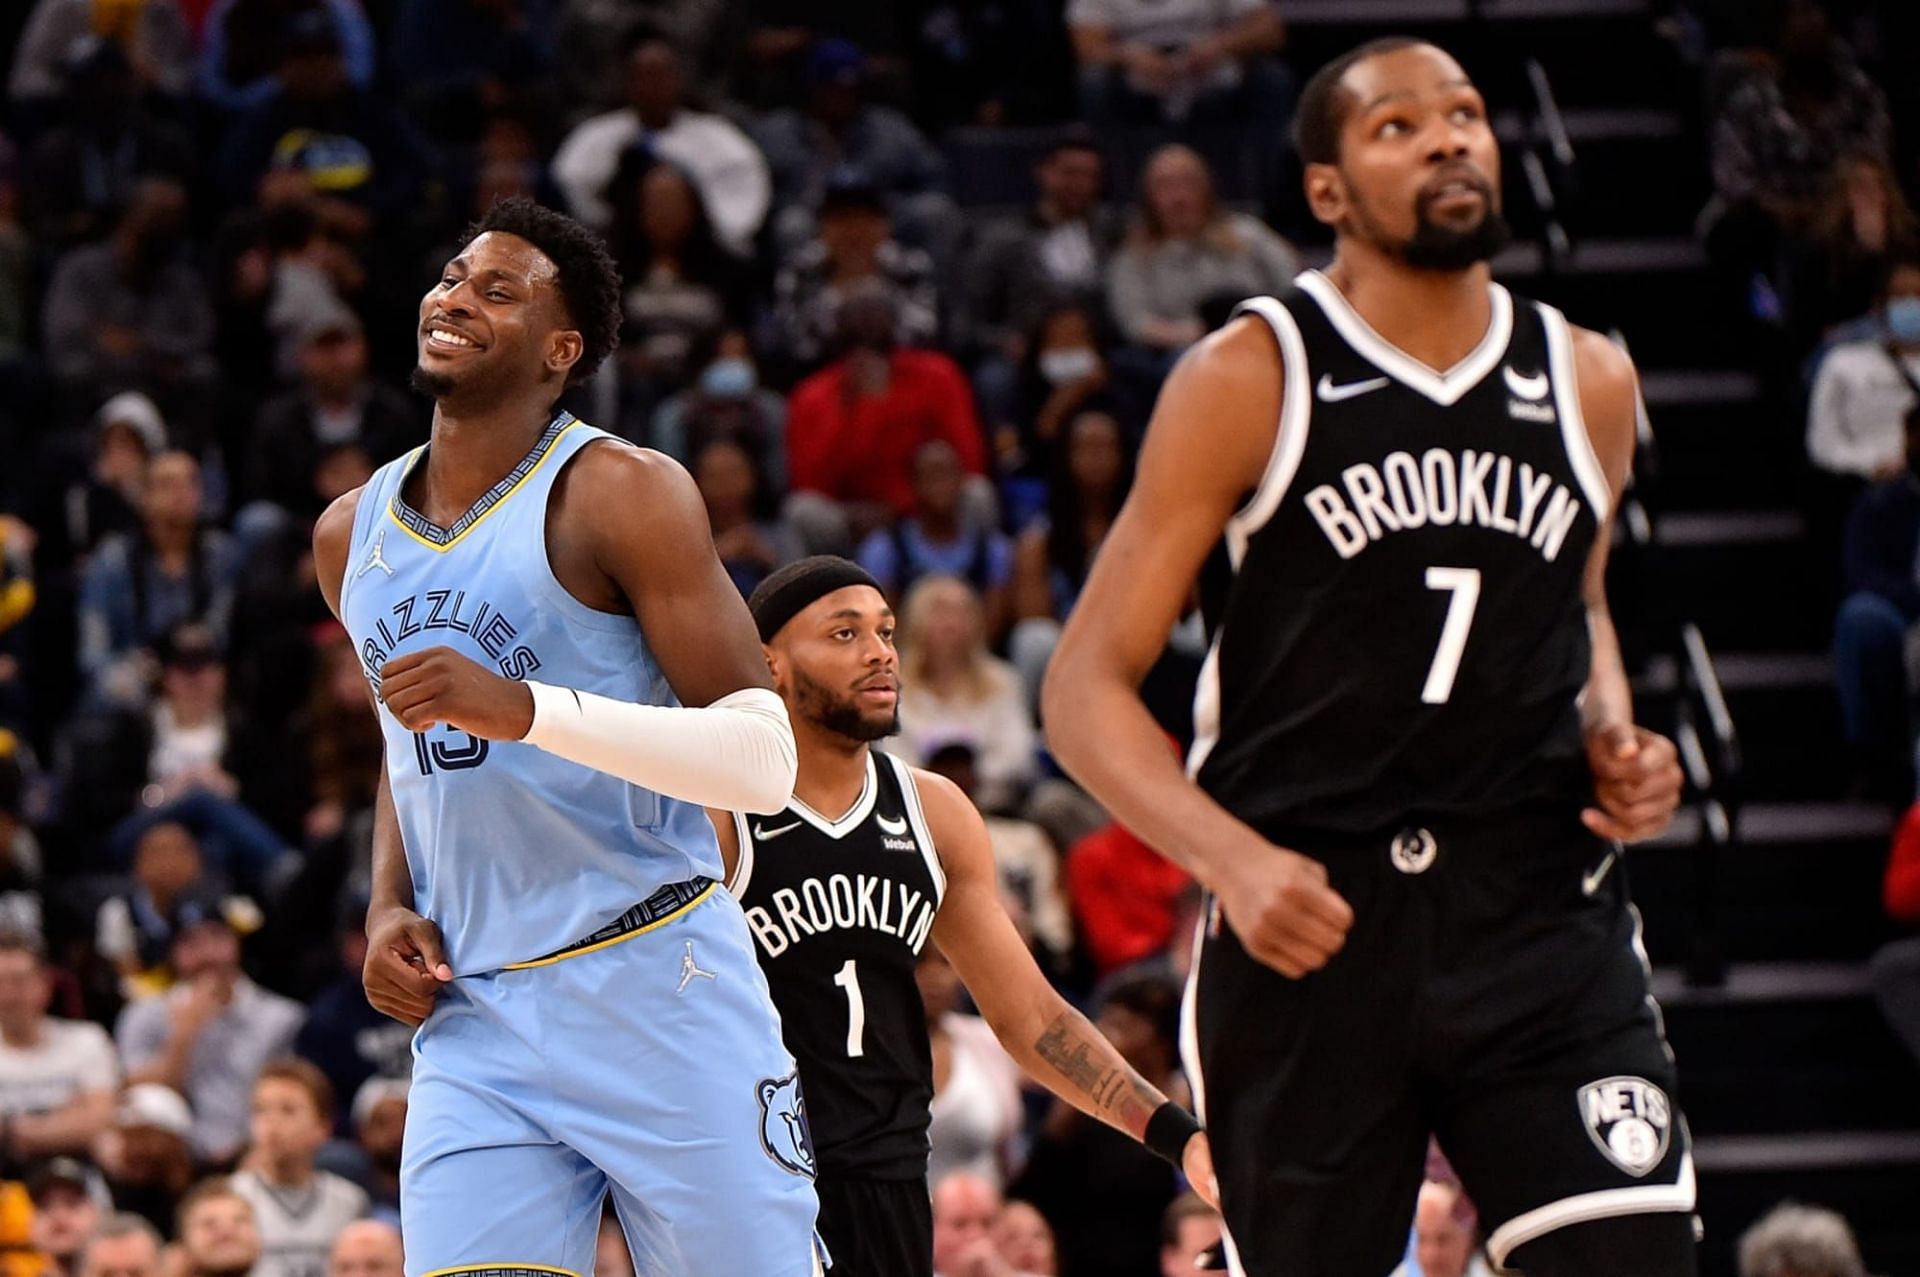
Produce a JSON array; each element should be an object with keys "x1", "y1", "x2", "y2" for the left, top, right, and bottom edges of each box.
[
  {"x1": 547, "y1": 328, "x2": 583, "y2": 379},
  {"x1": 762, "y1": 644, "x2": 784, "y2": 686},
  {"x1": 1304, "y1": 162, "x2": 1347, "y2": 229}
]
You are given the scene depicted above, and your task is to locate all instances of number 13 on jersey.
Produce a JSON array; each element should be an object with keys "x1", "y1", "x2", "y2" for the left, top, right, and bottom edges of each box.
[{"x1": 1422, "y1": 567, "x2": 1481, "y2": 704}]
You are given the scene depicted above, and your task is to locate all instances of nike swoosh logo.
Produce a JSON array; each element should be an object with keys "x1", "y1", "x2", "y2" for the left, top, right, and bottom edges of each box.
[
  {"x1": 1316, "y1": 374, "x2": 1391, "y2": 403},
  {"x1": 1581, "y1": 851, "x2": 1617, "y2": 897},
  {"x1": 1504, "y1": 366, "x2": 1551, "y2": 401},
  {"x1": 753, "y1": 819, "x2": 802, "y2": 840},
  {"x1": 875, "y1": 813, "x2": 909, "y2": 836}
]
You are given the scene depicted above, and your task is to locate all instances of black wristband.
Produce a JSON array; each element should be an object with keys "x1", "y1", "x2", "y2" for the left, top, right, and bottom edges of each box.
[{"x1": 1144, "y1": 1100, "x2": 1202, "y2": 1167}]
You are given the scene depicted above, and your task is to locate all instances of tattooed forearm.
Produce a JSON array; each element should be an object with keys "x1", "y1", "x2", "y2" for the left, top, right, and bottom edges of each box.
[{"x1": 1033, "y1": 1011, "x2": 1166, "y2": 1137}]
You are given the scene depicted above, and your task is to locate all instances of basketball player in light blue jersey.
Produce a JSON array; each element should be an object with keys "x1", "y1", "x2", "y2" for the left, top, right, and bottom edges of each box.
[{"x1": 312, "y1": 198, "x2": 823, "y2": 1277}]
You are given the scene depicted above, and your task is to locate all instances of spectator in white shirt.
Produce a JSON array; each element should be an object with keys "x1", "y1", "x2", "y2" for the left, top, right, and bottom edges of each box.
[
  {"x1": 0, "y1": 931, "x2": 117, "y2": 1163},
  {"x1": 1808, "y1": 257, "x2": 1920, "y2": 480},
  {"x1": 551, "y1": 33, "x2": 770, "y2": 255}
]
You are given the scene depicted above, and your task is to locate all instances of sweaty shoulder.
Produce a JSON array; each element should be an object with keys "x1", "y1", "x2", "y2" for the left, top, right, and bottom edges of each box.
[
  {"x1": 557, "y1": 437, "x2": 706, "y2": 535},
  {"x1": 313, "y1": 485, "x2": 366, "y2": 619},
  {"x1": 1566, "y1": 324, "x2": 1639, "y2": 497},
  {"x1": 1146, "y1": 314, "x2": 1285, "y2": 503}
]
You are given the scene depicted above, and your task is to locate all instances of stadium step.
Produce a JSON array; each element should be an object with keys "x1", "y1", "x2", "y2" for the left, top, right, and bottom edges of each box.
[{"x1": 1631, "y1": 652, "x2": 1848, "y2": 803}]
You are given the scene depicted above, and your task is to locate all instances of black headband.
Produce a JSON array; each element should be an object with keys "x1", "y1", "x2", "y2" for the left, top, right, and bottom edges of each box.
[{"x1": 749, "y1": 557, "x2": 883, "y2": 642}]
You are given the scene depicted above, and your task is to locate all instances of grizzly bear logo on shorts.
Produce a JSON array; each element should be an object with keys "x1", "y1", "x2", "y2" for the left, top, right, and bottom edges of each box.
[{"x1": 757, "y1": 1072, "x2": 817, "y2": 1179}]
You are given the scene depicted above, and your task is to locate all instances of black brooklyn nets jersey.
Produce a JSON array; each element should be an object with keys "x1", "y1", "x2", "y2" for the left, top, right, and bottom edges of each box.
[
  {"x1": 728, "y1": 750, "x2": 948, "y2": 1180},
  {"x1": 1193, "y1": 271, "x2": 1613, "y2": 837}
]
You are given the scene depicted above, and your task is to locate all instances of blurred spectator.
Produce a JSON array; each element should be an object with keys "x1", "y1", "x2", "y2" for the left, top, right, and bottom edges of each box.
[
  {"x1": 0, "y1": 136, "x2": 26, "y2": 366},
  {"x1": 1832, "y1": 405, "x2": 1920, "y2": 800},
  {"x1": 1390, "y1": 1178, "x2": 1493, "y2": 1277},
  {"x1": 786, "y1": 286, "x2": 984, "y2": 546},
  {"x1": 1107, "y1": 146, "x2": 1297, "y2": 356},
  {"x1": 21, "y1": 38, "x2": 194, "y2": 251},
  {"x1": 1066, "y1": 806, "x2": 1191, "y2": 979},
  {"x1": 77, "y1": 452, "x2": 239, "y2": 707},
  {"x1": 322, "y1": 1078, "x2": 403, "y2": 1228},
  {"x1": 387, "y1": 0, "x2": 556, "y2": 134},
  {"x1": 959, "y1": 135, "x2": 1118, "y2": 368},
  {"x1": 76, "y1": 1215, "x2": 163, "y2": 1277},
  {"x1": 175, "y1": 1179, "x2": 262, "y2": 1277},
  {"x1": 294, "y1": 910, "x2": 409, "y2": 1117},
  {"x1": 0, "y1": 758, "x2": 38, "y2": 981},
  {"x1": 773, "y1": 175, "x2": 939, "y2": 371},
  {"x1": 231, "y1": 1061, "x2": 368, "y2": 1277},
  {"x1": 993, "y1": 1200, "x2": 1057, "y2": 1277},
  {"x1": 1808, "y1": 257, "x2": 1920, "y2": 481},
  {"x1": 998, "y1": 307, "x2": 1120, "y2": 496},
  {"x1": 325, "y1": 1221, "x2": 400, "y2": 1277},
  {"x1": 920, "y1": 951, "x2": 1023, "y2": 1191},
  {"x1": 1068, "y1": 0, "x2": 1286, "y2": 125},
  {"x1": 923, "y1": 743, "x2": 1073, "y2": 976},
  {"x1": 692, "y1": 438, "x2": 802, "y2": 600},
  {"x1": 753, "y1": 39, "x2": 957, "y2": 264},
  {"x1": 1159, "y1": 1194, "x2": 1220, "y2": 1277},
  {"x1": 0, "y1": 933, "x2": 118, "y2": 1163},
  {"x1": 894, "y1": 576, "x2": 1036, "y2": 815},
  {"x1": 551, "y1": 34, "x2": 770, "y2": 254},
  {"x1": 1010, "y1": 974, "x2": 1188, "y2": 1277},
  {"x1": 0, "y1": 524, "x2": 31, "y2": 729},
  {"x1": 553, "y1": 3, "x2": 734, "y2": 112},
  {"x1": 41, "y1": 179, "x2": 215, "y2": 420},
  {"x1": 93, "y1": 824, "x2": 214, "y2": 992},
  {"x1": 197, "y1": 0, "x2": 375, "y2": 113},
  {"x1": 857, "y1": 441, "x2": 1013, "y2": 628},
  {"x1": 9, "y1": 2, "x2": 193, "y2": 103},
  {"x1": 1736, "y1": 1201, "x2": 1867, "y2": 1277},
  {"x1": 293, "y1": 629, "x2": 381, "y2": 855},
  {"x1": 243, "y1": 308, "x2": 421, "y2": 526},
  {"x1": 27, "y1": 1157, "x2": 107, "y2": 1277},
  {"x1": 1786, "y1": 154, "x2": 1917, "y2": 352},
  {"x1": 1010, "y1": 407, "x2": 1133, "y2": 706},
  {"x1": 650, "y1": 331, "x2": 789, "y2": 489},
  {"x1": 217, "y1": 12, "x2": 434, "y2": 222},
  {"x1": 92, "y1": 1087, "x2": 193, "y2": 1234},
  {"x1": 931, "y1": 1171, "x2": 1012, "y2": 1277},
  {"x1": 116, "y1": 898, "x2": 304, "y2": 1164},
  {"x1": 37, "y1": 394, "x2": 161, "y2": 578},
  {"x1": 604, "y1": 153, "x2": 758, "y2": 434}
]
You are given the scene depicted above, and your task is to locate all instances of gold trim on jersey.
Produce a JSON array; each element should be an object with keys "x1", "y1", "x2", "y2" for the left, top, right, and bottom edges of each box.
[
  {"x1": 386, "y1": 415, "x2": 579, "y2": 554},
  {"x1": 499, "y1": 882, "x2": 717, "y2": 971},
  {"x1": 421, "y1": 1265, "x2": 583, "y2": 1277}
]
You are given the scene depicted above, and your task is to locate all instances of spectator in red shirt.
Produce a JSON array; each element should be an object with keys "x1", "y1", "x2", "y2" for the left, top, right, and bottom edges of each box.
[
  {"x1": 1066, "y1": 815, "x2": 1191, "y2": 978},
  {"x1": 785, "y1": 282, "x2": 985, "y2": 552},
  {"x1": 1871, "y1": 802, "x2": 1920, "y2": 1068}
]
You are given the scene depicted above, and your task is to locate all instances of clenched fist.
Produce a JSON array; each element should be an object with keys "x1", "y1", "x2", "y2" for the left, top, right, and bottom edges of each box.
[
  {"x1": 1581, "y1": 722, "x2": 1684, "y2": 844},
  {"x1": 378, "y1": 646, "x2": 535, "y2": 739},
  {"x1": 1214, "y1": 840, "x2": 1354, "y2": 979}
]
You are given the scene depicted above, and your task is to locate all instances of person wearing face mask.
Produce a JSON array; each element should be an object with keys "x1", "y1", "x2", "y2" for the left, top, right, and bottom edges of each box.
[
  {"x1": 650, "y1": 331, "x2": 790, "y2": 492},
  {"x1": 1809, "y1": 257, "x2": 1920, "y2": 483}
]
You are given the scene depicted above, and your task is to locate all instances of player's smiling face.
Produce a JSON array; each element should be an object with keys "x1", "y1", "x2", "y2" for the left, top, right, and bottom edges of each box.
[
  {"x1": 769, "y1": 585, "x2": 900, "y2": 742},
  {"x1": 1310, "y1": 44, "x2": 1508, "y2": 271},
  {"x1": 413, "y1": 231, "x2": 581, "y2": 402}
]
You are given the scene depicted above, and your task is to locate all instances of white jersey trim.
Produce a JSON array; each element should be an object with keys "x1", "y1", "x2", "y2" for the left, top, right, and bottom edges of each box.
[
  {"x1": 1538, "y1": 302, "x2": 1615, "y2": 519},
  {"x1": 1296, "y1": 270, "x2": 1513, "y2": 406},
  {"x1": 1224, "y1": 296, "x2": 1314, "y2": 568},
  {"x1": 888, "y1": 753, "x2": 948, "y2": 905},
  {"x1": 1484, "y1": 1152, "x2": 1696, "y2": 1268},
  {"x1": 1185, "y1": 634, "x2": 1225, "y2": 779},
  {"x1": 725, "y1": 810, "x2": 755, "y2": 897},
  {"x1": 1178, "y1": 906, "x2": 1249, "y2": 1277},
  {"x1": 788, "y1": 753, "x2": 878, "y2": 839}
]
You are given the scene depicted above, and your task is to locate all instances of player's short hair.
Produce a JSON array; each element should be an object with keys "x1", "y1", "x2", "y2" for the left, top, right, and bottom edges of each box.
[
  {"x1": 1160, "y1": 1192, "x2": 1218, "y2": 1247},
  {"x1": 1736, "y1": 1202, "x2": 1866, "y2": 1277},
  {"x1": 254, "y1": 1058, "x2": 335, "y2": 1125},
  {"x1": 461, "y1": 197, "x2": 622, "y2": 386},
  {"x1": 175, "y1": 1177, "x2": 251, "y2": 1236},
  {"x1": 1293, "y1": 36, "x2": 1432, "y2": 166}
]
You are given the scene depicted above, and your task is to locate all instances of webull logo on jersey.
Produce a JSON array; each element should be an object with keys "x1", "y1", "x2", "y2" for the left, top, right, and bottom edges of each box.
[
  {"x1": 356, "y1": 588, "x2": 544, "y2": 695},
  {"x1": 1578, "y1": 1075, "x2": 1672, "y2": 1176},
  {"x1": 1304, "y1": 449, "x2": 1585, "y2": 563},
  {"x1": 756, "y1": 1072, "x2": 817, "y2": 1179},
  {"x1": 744, "y1": 874, "x2": 937, "y2": 959}
]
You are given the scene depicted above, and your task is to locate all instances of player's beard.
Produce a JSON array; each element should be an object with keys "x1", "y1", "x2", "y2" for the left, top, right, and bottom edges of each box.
[
  {"x1": 793, "y1": 667, "x2": 899, "y2": 742},
  {"x1": 1352, "y1": 174, "x2": 1511, "y2": 273},
  {"x1": 410, "y1": 363, "x2": 457, "y2": 399}
]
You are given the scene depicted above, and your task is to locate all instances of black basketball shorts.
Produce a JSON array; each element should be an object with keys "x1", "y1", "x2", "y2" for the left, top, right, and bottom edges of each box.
[
  {"x1": 1182, "y1": 808, "x2": 1694, "y2": 1276},
  {"x1": 813, "y1": 1172, "x2": 933, "y2": 1277}
]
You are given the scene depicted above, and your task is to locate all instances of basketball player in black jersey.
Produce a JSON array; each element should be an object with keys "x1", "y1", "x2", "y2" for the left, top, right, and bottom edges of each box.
[
  {"x1": 1044, "y1": 38, "x2": 1692, "y2": 1277},
  {"x1": 709, "y1": 557, "x2": 1215, "y2": 1277}
]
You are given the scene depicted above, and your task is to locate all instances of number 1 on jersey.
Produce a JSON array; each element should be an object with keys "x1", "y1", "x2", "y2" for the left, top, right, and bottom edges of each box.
[
  {"x1": 1422, "y1": 567, "x2": 1482, "y2": 704},
  {"x1": 834, "y1": 959, "x2": 867, "y2": 1058}
]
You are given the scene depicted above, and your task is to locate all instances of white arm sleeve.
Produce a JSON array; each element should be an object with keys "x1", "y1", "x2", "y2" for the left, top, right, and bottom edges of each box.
[{"x1": 521, "y1": 683, "x2": 798, "y2": 815}]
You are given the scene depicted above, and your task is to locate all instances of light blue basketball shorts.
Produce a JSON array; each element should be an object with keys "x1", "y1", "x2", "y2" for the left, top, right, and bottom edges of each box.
[{"x1": 401, "y1": 883, "x2": 826, "y2": 1277}]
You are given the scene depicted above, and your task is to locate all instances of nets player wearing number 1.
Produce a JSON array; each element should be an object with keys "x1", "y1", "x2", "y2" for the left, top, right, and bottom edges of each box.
[
  {"x1": 710, "y1": 557, "x2": 1215, "y2": 1277},
  {"x1": 1045, "y1": 39, "x2": 1694, "y2": 1277}
]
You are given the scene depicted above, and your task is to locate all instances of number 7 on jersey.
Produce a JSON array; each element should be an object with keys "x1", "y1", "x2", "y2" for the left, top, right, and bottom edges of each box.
[{"x1": 1422, "y1": 567, "x2": 1481, "y2": 704}]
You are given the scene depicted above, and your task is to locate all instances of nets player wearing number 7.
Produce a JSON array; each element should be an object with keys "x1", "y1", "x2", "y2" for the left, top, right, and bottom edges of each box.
[
  {"x1": 1044, "y1": 39, "x2": 1693, "y2": 1277},
  {"x1": 312, "y1": 199, "x2": 822, "y2": 1277},
  {"x1": 711, "y1": 557, "x2": 1216, "y2": 1277}
]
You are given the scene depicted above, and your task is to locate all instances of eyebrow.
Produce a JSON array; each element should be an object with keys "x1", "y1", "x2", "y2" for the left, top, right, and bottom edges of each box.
[
  {"x1": 823, "y1": 608, "x2": 895, "y2": 622},
  {"x1": 1358, "y1": 79, "x2": 1475, "y2": 114}
]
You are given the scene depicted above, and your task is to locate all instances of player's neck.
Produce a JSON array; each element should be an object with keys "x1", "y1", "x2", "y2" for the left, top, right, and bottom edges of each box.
[
  {"x1": 1323, "y1": 248, "x2": 1494, "y2": 374},
  {"x1": 417, "y1": 400, "x2": 557, "y2": 522},
  {"x1": 792, "y1": 722, "x2": 871, "y2": 818}
]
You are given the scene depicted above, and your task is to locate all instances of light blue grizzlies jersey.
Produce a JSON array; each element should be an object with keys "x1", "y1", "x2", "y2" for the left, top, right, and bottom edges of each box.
[{"x1": 339, "y1": 411, "x2": 724, "y2": 974}]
